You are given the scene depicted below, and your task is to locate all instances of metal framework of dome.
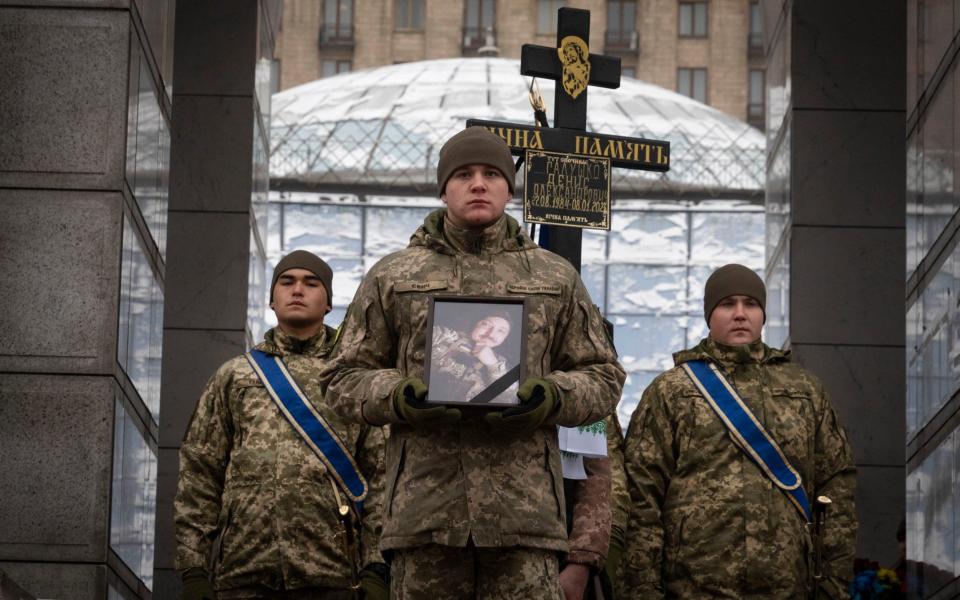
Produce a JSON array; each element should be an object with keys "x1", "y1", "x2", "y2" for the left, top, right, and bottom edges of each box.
[{"x1": 270, "y1": 58, "x2": 764, "y2": 201}]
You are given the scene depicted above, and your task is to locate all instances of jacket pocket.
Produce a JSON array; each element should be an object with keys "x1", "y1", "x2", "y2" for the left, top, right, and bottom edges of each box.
[
  {"x1": 209, "y1": 496, "x2": 234, "y2": 575},
  {"x1": 394, "y1": 281, "x2": 449, "y2": 372},
  {"x1": 665, "y1": 511, "x2": 689, "y2": 580},
  {"x1": 545, "y1": 439, "x2": 565, "y2": 520},
  {"x1": 506, "y1": 282, "x2": 564, "y2": 372},
  {"x1": 769, "y1": 386, "x2": 813, "y2": 469},
  {"x1": 506, "y1": 281, "x2": 563, "y2": 326},
  {"x1": 577, "y1": 300, "x2": 614, "y2": 355},
  {"x1": 384, "y1": 438, "x2": 406, "y2": 518}
]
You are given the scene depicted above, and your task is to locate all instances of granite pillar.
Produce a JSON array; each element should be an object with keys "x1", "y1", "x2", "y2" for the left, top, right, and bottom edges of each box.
[
  {"x1": 763, "y1": 0, "x2": 906, "y2": 567},
  {"x1": 0, "y1": 2, "x2": 174, "y2": 598},
  {"x1": 152, "y1": 2, "x2": 278, "y2": 598}
]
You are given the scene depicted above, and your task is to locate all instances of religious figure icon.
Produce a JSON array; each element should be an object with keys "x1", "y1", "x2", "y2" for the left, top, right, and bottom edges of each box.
[
  {"x1": 424, "y1": 296, "x2": 527, "y2": 406},
  {"x1": 557, "y1": 35, "x2": 591, "y2": 100}
]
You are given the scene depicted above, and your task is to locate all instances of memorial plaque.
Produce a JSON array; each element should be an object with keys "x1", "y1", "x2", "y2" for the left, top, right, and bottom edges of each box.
[
  {"x1": 460, "y1": 7, "x2": 670, "y2": 270},
  {"x1": 524, "y1": 149, "x2": 611, "y2": 230}
]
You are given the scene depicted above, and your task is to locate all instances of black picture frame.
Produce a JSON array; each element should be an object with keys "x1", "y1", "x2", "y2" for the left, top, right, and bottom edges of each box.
[{"x1": 423, "y1": 295, "x2": 527, "y2": 407}]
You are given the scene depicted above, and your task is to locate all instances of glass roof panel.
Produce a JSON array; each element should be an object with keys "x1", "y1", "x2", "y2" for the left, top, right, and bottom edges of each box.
[
  {"x1": 349, "y1": 85, "x2": 408, "y2": 118},
  {"x1": 269, "y1": 58, "x2": 765, "y2": 199}
]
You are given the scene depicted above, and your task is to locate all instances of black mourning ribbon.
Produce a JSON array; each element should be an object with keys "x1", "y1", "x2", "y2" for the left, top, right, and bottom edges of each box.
[{"x1": 468, "y1": 364, "x2": 521, "y2": 405}]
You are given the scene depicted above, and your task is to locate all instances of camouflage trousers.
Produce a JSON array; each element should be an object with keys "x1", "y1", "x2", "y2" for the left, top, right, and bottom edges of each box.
[
  {"x1": 390, "y1": 544, "x2": 564, "y2": 600},
  {"x1": 217, "y1": 585, "x2": 354, "y2": 599}
]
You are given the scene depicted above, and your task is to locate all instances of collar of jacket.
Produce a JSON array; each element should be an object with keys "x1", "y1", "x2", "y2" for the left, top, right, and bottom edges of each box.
[
  {"x1": 672, "y1": 337, "x2": 790, "y2": 369},
  {"x1": 411, "y1": 208, "x2": 537, "y2": 256},
  {"x1": 258, "y1": 325, "x2": 336, "y2": 358}
]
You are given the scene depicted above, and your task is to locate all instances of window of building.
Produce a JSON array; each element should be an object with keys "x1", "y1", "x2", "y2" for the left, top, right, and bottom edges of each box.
[
  {"x1": 464, "y1": 0, "x2": 496, "y2": 51},
  {"x1": 677, "y1": 67, "x2": 707, "y2": 103},
  {"x1": 321, "y1": 0, "x2": 353, "y2": 42},
  {"x1": 110, "y1": 394, "x2": 158, "y2": 591},
  {"x1": 606, "y1": 0, "x2": 638, "y2": 50},
  {"x1": 748, "y1": 69, "x2": 764, "y2": 126},
  {"x1": 623, "y1": 66, "x2": 636, "y2": 78},
  {"x1": 678, "y1": 2, "x2": 708, "y2": 38},
  {"x1": 322, "y1": 59, "x2": 352, "y2": 78},
  {"x1": 749, "y1": 1, "x2": 763, "y2": 51},
  {"x1": 538, "y1": 0, "x2": 567, "y2": 34},
  {"x1": 396, "y1": 0, "x2": 425, "y2": 30}
]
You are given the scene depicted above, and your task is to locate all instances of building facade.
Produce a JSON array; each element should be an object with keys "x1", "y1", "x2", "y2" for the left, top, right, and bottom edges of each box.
[{"x1": 275, "y1": 0, "x2": 766, "y2": 128}]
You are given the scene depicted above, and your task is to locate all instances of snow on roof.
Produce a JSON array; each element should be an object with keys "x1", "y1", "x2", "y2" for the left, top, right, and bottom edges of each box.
[{"x1": 270, "y1": 57, "x2": 764, "y2": 199}]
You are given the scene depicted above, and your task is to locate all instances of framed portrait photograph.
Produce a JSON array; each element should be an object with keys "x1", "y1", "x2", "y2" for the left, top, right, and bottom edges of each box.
[{"x1": 423, "y1": 295, "x2": 527, "y2": 407}]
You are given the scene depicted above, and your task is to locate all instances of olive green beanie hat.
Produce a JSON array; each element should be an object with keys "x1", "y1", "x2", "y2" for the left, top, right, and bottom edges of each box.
[
  {"x1": 703, "y1": 264, "x2": 766, "y2": 324},
  {"x1": 270, "y1": 250, "x2": 334, "y2": 311},
  {"x1": 437, "y1": 126, "x2": 516, "y2": 196}
]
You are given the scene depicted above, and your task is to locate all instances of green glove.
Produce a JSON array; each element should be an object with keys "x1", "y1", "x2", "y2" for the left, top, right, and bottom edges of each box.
[
  {"x1": 484, "y1": 378, "x2": 559, "y2": 435},
  {"x1": 393, "y1": 376, "x2": 461, "y2": 429},
  {"x1": 181, "y1": 568, "x2": 215, "y2": 600},
  {"x1": 358, "y1": 562, "x2": 390, "y2": 600},
  {"x1": 605, "y1": 524, "x2": 626, "y2": 580}
]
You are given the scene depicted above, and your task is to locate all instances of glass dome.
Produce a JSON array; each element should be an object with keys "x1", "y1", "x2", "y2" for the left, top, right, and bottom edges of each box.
[
  {"x1": 270, "y1": 57, "x2": 764, "y2": 199},
  {"x1": 266, "y1": 58, "x2": 766, "y2": 428}
]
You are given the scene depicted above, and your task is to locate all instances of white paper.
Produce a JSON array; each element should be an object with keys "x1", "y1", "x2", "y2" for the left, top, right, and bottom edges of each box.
[
  {"x1": 561, "y1": 450, "x2": 587, "y2": 480},
  {"x1": 558, "y1": 421, "x2": 608, "y2": 458}
]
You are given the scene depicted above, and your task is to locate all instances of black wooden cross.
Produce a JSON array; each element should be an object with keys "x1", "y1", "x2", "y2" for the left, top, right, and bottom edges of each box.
[
  {"x1": 467, "y1": 7, "x2": 670, "y2": 272},
  {"x1": 520, "y1": 7, "x2": 621, "y2": 130}
]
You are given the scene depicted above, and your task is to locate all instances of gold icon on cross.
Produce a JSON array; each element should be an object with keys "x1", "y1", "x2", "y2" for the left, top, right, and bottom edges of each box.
[{"x1": 557, "y1": 35, "x2": 591, "y2": 99}]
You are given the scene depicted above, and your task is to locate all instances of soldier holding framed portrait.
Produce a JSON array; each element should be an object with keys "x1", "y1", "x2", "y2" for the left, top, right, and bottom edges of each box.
[{"x1": 321, "y1": 126, "x2": 624, "y2": 600}]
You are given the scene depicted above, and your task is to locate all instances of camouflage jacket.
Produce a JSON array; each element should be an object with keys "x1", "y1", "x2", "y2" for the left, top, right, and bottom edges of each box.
[
  {"x1": 620, "y1": 338, "x2": 857, "y2": 599},
  {"x1": 566, "y1": 415, "x2": 625, "y2": 570},
  {"x1": 321, "y1": 209, "x2": 625, "y2": 553},
  {"x1": 609, "y1": 416, "x2": 629, "y2": 540},
  {"x1": 175, "y1": 326, "x2": 385, "y2": 592}
]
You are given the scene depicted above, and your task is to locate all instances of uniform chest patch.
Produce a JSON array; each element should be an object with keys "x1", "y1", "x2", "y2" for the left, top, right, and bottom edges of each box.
[
  {"x1": 507, "y1": 282, "x2": 562, "y2": 295},
  {"x1": 395, "y1": 280, "x2": 448, "y2": 293}
]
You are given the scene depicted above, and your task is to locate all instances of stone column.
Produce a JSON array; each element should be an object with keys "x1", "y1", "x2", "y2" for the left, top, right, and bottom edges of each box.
[
  {"x1": 763, "y1": 0, "x2": 905, "y2": 565},
  {"x1": 0, "y1": 1, "x2": 175, "y2": 598},
  {"x1": 152, "y1": 1, "x2": 278, "y2": 598}
]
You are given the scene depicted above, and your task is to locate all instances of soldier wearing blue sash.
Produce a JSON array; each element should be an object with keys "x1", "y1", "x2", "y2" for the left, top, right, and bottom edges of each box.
[
  {"x1": 175, "y1": 251, "x2": 388, "y2": 600},
  {"x1": 619, "y1": 264, "x2": 857, "y2": 599}
]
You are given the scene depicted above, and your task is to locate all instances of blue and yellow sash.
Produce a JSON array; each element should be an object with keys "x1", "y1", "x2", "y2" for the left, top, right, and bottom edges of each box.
[
  {"x1": 246, "y1": 349, "x2": 368, "y2": 502},
  {"x1": 681, "y1": 359, "x2": 812, "y2": 523}
]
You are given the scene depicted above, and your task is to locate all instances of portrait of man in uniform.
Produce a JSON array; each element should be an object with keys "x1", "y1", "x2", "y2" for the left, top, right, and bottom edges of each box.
[{"x1": 425, "y1": 296, "x2": 526, "y2": 406}]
